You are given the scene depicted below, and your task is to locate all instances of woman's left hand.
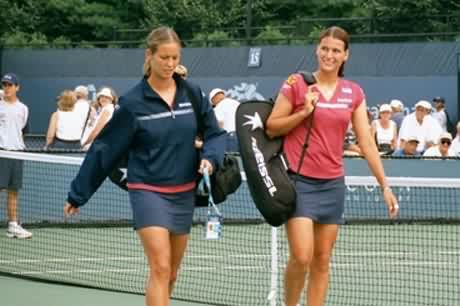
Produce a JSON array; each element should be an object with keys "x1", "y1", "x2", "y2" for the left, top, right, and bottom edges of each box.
[
  {"x1": 383, "y1": 188, "x2": 399, "y2": 218},
  {"x1": 199, "y1": 159, "x2": 213, "y2": 176}
]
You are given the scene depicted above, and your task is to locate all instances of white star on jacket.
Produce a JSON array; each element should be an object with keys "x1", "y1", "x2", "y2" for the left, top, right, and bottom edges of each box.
[{"x1": 119, "y1": 168, "x2": 128, "y2": 182}]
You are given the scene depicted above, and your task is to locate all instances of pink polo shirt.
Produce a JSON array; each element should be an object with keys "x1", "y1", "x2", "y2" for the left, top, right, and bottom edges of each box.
[{"x1": 280, "y1": 73, "x2": 364, "y2": 179}]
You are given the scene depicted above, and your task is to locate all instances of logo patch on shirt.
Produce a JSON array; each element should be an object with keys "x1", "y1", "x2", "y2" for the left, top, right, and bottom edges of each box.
[
  {"x1": 285, "y1": 74, "x2": 297, "y2": 86},
  {"x1": 341, "y1": 87, "x2": 352, "y2": 94}
]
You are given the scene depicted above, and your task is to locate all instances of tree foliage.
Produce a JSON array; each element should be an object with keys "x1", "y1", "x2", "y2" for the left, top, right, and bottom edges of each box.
[{"x1": 0, "y1": 0, "x2": 459, "y2": 47}]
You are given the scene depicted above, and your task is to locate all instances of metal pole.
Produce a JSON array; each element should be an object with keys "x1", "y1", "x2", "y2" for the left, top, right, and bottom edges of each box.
[
  {"x1": 457, "y1": 52, "x2": 460, "y2": 123},
  {"x1": 246, "y1": 0, "x2": 252, "y2": 45}
]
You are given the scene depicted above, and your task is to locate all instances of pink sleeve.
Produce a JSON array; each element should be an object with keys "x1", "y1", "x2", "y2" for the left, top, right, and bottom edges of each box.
[
  {"x1": 352, "y1": 83, "x2": 365, "y2": 111},
  {"x1": 279, "y1": 74, "x2": 302, "y2": 108}
]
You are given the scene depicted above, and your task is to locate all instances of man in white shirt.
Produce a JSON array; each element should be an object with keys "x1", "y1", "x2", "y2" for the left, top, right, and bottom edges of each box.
[
  {"x1": 431, "y1": 96, "x2": 453, "y2": 133},
  {"x1": 450, "y1": 121, "x2": 460, "y2": 156},
  {"x1": 398, "y1": 100, "x2": 442, "y2": 153},
  {"x1": 0, "y1": 73, "x2": 32, "y2": 239},
  {"x1": 423, "y1": 132, "x2": 456, "y2": 157},
  {"x1": 209, "y1": 88, "x2": 240, "y2": 152}
]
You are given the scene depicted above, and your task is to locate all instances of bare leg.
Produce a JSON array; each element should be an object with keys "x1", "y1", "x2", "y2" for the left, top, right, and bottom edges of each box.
[
  {"x1": 137, "y1": 226, "x2": 172, "y2": 306},
  {"x1": 306, "y1": 223, "x2": 339, "y2": 306},
  {"x1": 168, "y1": 233, "x2": 189, "y2": 296},
  {"x1": 7, "y1": 190, "x2": 18, "y2": 222},
  {"x1": 284, "y1": 217, "x2": 314, "y2": 306}
]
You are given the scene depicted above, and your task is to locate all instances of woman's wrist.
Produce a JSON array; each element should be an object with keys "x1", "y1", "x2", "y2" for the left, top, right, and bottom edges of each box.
[{"x1": 381, "y1": 185, "x2": 392, "y2": 193}]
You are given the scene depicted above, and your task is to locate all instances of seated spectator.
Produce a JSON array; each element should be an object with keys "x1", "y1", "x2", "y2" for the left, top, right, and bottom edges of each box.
[
  {"x1": 74, "y1": 85, "x2": 91, "y2": 134},
  {"x1": 343, "y1": 123, "x2": 362, "y2": 156},
  {"x1": 423, "y1": 132, "x2": 455, "y2": 158},
  {"x1": 81, "y1": 87, "x2": 117, "y2": 150},
  {"x1": 175, "y1": 64, "x2": 188, "y2": 79},
  {"x1": 209, "y1": 88, "x2": 240, "y2": 152},
  {"x1": 392, "y1": 136, "x2": 421, "y2": 157},
  {"x1": 451, "y1": 121, "x2": 460, "y2": 156},
  {"x1": 45, "y1": 90, "x2": 83, "y2": 149},
  {"x1": 431, "y1": 96, "x2": 454, "y2": 133},
  {"x1": 372, "y1": 104, "x2": 397, "y2": 153},
  {"x1": 390, "y1": 99, "x2": 405, "y2": 131},
  {"x1": 398, "y1": 100, "x2": 442, "y2": 153}
]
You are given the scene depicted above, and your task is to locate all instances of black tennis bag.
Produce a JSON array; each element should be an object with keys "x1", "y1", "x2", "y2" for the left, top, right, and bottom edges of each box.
[
  {"x1": 235, "y1": 71, "x2": 316, "y2": 227},
  {"x1": 236, "y1": 101, "x2": 295, "y2": 227}
]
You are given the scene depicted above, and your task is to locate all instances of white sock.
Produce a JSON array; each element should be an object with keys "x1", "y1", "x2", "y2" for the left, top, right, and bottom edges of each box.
[{"x1": 8, "y1": 221, "x2": 18, "y2": 227}]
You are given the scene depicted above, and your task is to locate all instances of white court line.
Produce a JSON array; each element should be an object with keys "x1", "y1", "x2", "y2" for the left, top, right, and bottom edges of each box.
[
  {"x1": 1, "y1": 250, "x2": 458, "y2": 265},
  {"x1": 8, "y1": 260, "x2": 458, "y2": 277},
  {"x1": 0, "y1": 256, "x2": 144, "y2": 265}
]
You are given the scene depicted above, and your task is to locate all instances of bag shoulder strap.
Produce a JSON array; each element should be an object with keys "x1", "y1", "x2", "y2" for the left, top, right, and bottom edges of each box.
[{"x1": 294, "y1": 71, "x2": 317, "y2": 179}]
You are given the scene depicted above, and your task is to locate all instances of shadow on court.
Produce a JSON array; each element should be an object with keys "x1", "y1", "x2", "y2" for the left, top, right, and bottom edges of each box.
[{"x1": 0, "y1": 275, "x2": 207, "y2": 306}]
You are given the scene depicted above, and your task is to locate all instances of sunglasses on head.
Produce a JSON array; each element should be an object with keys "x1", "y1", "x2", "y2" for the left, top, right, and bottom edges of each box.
[{"x1": 441, "y1": 139, "x2": 451, "y2": 145}]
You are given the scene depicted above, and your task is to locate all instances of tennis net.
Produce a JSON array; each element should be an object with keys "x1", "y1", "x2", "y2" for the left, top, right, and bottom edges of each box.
[{"x1": 0, "y1": 150, "x2": 459, "y2": 306}]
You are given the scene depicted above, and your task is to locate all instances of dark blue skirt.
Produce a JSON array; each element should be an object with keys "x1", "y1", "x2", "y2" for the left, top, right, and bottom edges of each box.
[
  {"x1": 128, "y1": 189, "x2": 195, "y2": 234},
  {"x1": 290, "y1": 174, "x2": 345, "y2": 225}
]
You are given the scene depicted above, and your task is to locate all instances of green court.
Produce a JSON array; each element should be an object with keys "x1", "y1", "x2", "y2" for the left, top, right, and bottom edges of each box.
[
  {"x1": 0, "y1": 275, "x2": 205, "y2": 306},
  {"x1": 1, "y1": 223, "x2": 459, "y2": 306}
]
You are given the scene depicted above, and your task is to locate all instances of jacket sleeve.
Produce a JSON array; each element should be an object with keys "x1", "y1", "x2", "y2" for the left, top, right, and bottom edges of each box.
[
  {"x1": 197, "y1": 89, "x2": 226, "y2": 171},
  {"x1": 67, "y1": 102, "x2": 136, "y2": 207}
]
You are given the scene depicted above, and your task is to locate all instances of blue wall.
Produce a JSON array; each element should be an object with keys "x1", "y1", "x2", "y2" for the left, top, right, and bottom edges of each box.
[{"x1": 2, "y1": 42, "x2": 459, "y2": 133}]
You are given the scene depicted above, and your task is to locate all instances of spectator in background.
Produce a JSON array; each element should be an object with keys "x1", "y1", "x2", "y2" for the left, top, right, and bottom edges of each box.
[
  {"x1": 390, "y1": 99, "x2": 404, "y2": 131},
  {"x1": 81, "y1": 87, "x2": 117, "y2": 150},
  {"x1": 431, "y1": 96, "x2": 454, "y2": 134},
  {"x1": 423, "y1": 132, "x2": 455, "y2": 158},
  {"x1": 398, "y1": 100, "x2": 441, "y2": 153},
  {"x1": 174, "y1": 64, "x2": 188, "y2": 79},
  {"x1": 74, "y1": 85, "x2": 91, "y2": 135},
  {"x1": 209, "y1": 88, "x2": 240, "y2": 152},
  {"x1": 392, "y1": 136, "x2": 420, "y2": 157},
  {"x1": 372, "y1": 104, "x2": 397, "y2": 153},
  {"x1": 451, "y1": 121, "x2": 460, "y2": 156},
  {"x1": 343, "y1": 123, "x2": 362, "y2": 156},
  {"x1": 45, "y1": 90, "x2": 83, "y2": 149},
  {"x1": 0, "y1": 73, "x2": 32, "y2": 239}
]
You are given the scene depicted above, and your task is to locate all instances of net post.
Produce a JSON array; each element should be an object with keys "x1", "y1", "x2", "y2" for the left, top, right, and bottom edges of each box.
[{"x1": 268, "y1": 226, "x2": 278, "y2": 306}]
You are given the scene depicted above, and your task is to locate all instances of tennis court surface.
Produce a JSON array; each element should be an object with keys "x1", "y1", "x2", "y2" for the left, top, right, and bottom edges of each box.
[{"x1": 0, "y1": 151, "x2": 459, "y2": 305}]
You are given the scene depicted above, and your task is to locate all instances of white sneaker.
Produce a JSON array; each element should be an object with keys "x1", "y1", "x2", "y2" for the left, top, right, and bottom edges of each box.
[{"x1": 6, "y1": 223, "x2": 32, "y2": 239}]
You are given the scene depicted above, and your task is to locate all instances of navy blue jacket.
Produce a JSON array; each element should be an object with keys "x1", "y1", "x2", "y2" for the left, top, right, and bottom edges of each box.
[{"x1": 67, "y1": 75, "x2": 226, "y2": 207}]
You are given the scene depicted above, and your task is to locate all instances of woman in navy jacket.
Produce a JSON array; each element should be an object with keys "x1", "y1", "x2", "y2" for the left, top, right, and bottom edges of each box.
[{"x1": 64, "y1": 27, "x2": 225, "y2": 306}]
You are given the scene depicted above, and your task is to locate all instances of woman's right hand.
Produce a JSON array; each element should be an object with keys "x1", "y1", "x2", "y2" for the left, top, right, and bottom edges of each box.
[
  {"x1": 301, "y1": 85, "x2": 319, "y2": 117},
  {"x1": 64, "y1": 202, "x2": 80, "y2": 217}
]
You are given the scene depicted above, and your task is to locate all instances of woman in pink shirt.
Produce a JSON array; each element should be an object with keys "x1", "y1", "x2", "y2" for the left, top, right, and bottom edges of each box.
[{"x1": 266, "y1": 26, "x2": 399, "y2": 306}]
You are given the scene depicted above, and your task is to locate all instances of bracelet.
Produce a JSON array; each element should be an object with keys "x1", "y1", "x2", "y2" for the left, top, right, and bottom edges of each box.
[{"x1": 381, "y1": 186, "x2": 392, "y2": 193}]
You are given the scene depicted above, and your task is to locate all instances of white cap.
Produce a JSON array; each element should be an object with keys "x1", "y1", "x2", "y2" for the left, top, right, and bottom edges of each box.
[
  {"x1": 390, "y1": 99, "x2": 403, "y2": 109},
  {"x1": 415, "y1": 100, "x2": 432, "y2": 110},
  {"x1": 439, "y1": 132, "x2": 452, "y2": 141},
  {"x1": 209, "y1": 88, "x2": 225, "y2": 101},
  {"x1": 405, "y1": 136, "x2": 420, "y2": 143},
  {"x1": 96, "y1": 88, "x2": 114, "y2": 100},
  {"x1": 74, "y1": 85, "x2": 89, "y2": 96},
  {"x1": 379, "y1": 104, "x2": 392, "y2": 113}
]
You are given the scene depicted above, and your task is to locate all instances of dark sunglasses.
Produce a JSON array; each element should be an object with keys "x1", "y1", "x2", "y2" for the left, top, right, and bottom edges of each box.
[
  {"x1": 441, "y1": 140, "x2": 451, "y2": 145},
  {"x1": 2, "y1": 82, "x2": 14, "y2": 87}
]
